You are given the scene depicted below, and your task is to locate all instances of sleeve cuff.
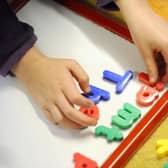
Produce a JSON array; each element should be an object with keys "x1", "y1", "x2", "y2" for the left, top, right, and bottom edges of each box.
[
  {"x1": 96, "y1": 0, "x2": 119, "y2": 10},
  {"x1": 0, "y1": 34, "x2": 37, "y2": 76}
]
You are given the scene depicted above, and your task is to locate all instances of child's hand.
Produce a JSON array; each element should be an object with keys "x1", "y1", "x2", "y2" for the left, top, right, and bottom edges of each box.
[
  {"x1": 12, "y1": 47, "x2": 97, "y2": 129},
  {"x1": 117, "y1": 0, "x2": 168, "y2": 82}
]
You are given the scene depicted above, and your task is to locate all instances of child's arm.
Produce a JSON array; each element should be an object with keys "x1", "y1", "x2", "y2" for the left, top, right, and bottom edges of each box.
[
  {"x1": 0, "y1": 0, "x2": 97, "y2": 129},
  {"x1": 0, "y1": 0, "x2": 36, "y2": 76},
  {"x1": 98, "y1": 0, "x2": 168, "y2": 82}
]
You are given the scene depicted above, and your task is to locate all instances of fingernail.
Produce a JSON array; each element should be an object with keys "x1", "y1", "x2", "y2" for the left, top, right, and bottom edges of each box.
[
  {"x1": 85, "y1": 87, "x2": 91, "y2": 93},
  {"x1": 150, "y1": 76, "x2": 156, "y2": 83}
]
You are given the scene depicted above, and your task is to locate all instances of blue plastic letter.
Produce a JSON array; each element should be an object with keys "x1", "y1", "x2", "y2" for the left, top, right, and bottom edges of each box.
[
  {"x1": 82, "y1": 85, "x2": 110, "y2": 104},
  {"x1": 103, "y1": 70, "x2": 133, "y2": 94}
]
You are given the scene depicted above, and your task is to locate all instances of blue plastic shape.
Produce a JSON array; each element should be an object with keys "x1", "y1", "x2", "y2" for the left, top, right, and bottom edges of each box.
[
  {"x1": 103, "y1": 70, "x2": 133, "y2": 94},
  {"x1": 82, "y1": 85, "x2": 110, "y2": 104}
]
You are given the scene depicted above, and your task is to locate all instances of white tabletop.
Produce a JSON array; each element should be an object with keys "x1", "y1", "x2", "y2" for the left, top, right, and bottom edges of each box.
[{"x1": 0, "y1": 0, "x2": 155, "y2": 167}]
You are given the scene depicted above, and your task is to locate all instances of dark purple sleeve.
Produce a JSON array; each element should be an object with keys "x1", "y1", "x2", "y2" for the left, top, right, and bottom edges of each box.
[
  {"x1": 0, "y1": 0, "x2": 37, "y2": 76},
  {"x1": 96, "y1": 0, "x2": 119, "y2": 10}
]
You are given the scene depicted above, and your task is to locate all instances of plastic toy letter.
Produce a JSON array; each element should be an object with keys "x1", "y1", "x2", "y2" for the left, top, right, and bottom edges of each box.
[
  {"x1": 138, "y1": 72, "x2": 155, "y2": 86},
  {"x1": 136, "y1": 85, "x2": 159, "y2": 106},
  {"x1": 103, "y1": 70, "x2": 133, "y2": 94},
  {"x1": 111, "y1": 103, "x2": 141, "y2": 129},
  {"x1": 82, "y1": 85, "x2": 110, "y2": 104},
  {"x1": 95, "y1": 125, "x2": 123, "y2": 142},
  {"x1": 156, "y1": 139, "x2": 168, "y2": 158},
  {"x1": 73, "y1": 152, "x2": 98, "y2": 168},
  {"x1": 79, "y1": 105, "x2": 99, "y2": 120},
  {"x1": 164, "y1": 163, "x2": 168, "y2": 168},
  {"x1": 138, "y1": 72, "x2": 165, "y2": 92}
]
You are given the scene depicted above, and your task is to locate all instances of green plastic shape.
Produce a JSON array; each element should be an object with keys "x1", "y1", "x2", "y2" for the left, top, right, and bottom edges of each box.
[
  {"x1": 111, "y1": 102, "x2": 141, "y2": 129},
  {"x1": 164, "y1": 163, "x2": 168, "y2": 168},
  {"x1": 95, "y1": 125, "x2": 123, "y2": 142}
]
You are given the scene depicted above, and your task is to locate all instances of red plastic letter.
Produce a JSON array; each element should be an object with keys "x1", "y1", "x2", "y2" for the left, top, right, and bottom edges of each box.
[
  {"x1": 73, "y1": 152, "x2": 98, "y2": 168},
  {"x1": 136, "y1": 85, "x2": 159, "y2": 106},
  {"x1": 79, "y1": 105, "x2": 99, "y2": 120}
]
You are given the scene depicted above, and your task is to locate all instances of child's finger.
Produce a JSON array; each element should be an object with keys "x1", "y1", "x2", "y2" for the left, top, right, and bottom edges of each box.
[
  {"x1": 50, "y1": 104, "x2": 83, "y2": 128},
  {"x1": 43, "y1": 109, "x2": 56, "y2": 124},
  {"x1": 162, "y1": 48, "x2": 168, "y2": 64},
  {"x1": 58, "y1": 115, "x2": 84, "y2": 129},
  {"x1": 55, "y1": 93, "x2": 97, "y2": 127},
  {"x1": 161, "y1": 66, "x2": 168, "y2": 82},
  {"x1": 66, "y1": 59, "x2": 91, "y2": 93},
  {"x1": 48, "y1": 104, "x2": 63, "y2": 123},
  {"x1": 44, "y1": 105, "x2": 82, "y2": 128},
  {"x1": 141, "y1": 46, "x2": 158, "y2": 82},
  {"x1": 62, "y1": 73, "x2": 94, "y2": 107},
  {"x1": 161, "y1": 49, "x2": 168, "y2": 82},
  {"x1": 156, "y1": 52, "x2": 166, "y2": 79}
]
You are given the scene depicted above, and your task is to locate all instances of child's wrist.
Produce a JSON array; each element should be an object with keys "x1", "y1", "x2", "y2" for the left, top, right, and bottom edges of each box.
[
  {"x1": 116, "y1": 0, "x2": 147, "y2": 7},
  {"x1": 116, "y1": 0, "x2": 150, "y2": 14},
  {"x1": 12, "y1": 47, "x2": 45, "y2": 79},
  {"x1": 116, "y1": 0, "x2": 151, "y2": 24}
]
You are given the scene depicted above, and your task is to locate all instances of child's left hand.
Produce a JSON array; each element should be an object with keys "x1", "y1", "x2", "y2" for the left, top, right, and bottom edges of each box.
[{"x1": 117, "y1": 0, "x2": 168, "y2": 83}]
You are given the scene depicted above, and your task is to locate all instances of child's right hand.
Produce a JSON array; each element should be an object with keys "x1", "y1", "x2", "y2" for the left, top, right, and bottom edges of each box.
[
  {"x1": 12, "y1": 47, "x2": 97, "y2": 129},
  {"x1": 117, "y1": 0, "x2": 168, "y2": 83}
]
